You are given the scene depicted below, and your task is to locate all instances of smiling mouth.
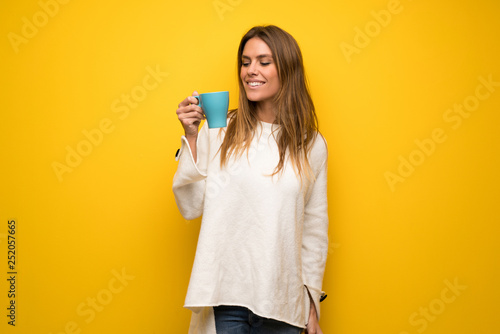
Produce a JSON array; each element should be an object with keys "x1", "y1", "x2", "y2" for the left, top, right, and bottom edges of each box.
[{"x1": 247, "y1": 81, "x2": 265, "y2": 87}]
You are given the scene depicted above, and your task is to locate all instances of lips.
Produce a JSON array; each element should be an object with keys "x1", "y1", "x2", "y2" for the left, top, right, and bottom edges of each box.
[{"x1": 246, "y1": 81, "x2": 265, "y2": 88}]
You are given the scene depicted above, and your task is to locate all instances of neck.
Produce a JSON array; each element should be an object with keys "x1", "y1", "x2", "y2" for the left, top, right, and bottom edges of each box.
[{"x1": 256, "y1": 100, "x2": 276, "y2": 123}]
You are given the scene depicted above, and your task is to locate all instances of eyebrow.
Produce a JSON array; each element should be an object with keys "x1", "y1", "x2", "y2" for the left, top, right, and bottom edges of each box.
[{"x1": 242, "y1": 54, "x2": 273, "y2": 60}]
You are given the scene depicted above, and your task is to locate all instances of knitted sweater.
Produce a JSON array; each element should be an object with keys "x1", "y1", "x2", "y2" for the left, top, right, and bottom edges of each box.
[{"x1": 173, "y1": 120, "x2": 329, "y2": 333}]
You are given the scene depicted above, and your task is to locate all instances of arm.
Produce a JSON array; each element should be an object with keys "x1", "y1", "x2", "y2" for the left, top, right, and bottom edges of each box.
[
  {"x1": 302, "y1": 154, "x2": 329, "y2": 329},
  {"x1": 172, "y1": 92, "x2": 208, "y2": 220},
  {"x1": 176, "y1": 91, "x2": 205, "y2": 163},
  {"x1": 305, "y1": 291, "x2": 323, "y2": 334}
]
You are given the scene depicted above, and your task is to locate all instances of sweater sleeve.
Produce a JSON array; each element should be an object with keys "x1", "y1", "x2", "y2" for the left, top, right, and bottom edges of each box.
[
  {"x1": 172, "y1": 123, "x2": 209, "y2": 220},
  {"x1": 302, "y1": 151, "x2": 329, "y2": 321}
]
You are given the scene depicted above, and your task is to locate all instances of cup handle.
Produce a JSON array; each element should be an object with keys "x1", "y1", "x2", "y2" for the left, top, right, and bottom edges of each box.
[{"x1": 194, "y1": 96, "x2": 200, "y2": 107}]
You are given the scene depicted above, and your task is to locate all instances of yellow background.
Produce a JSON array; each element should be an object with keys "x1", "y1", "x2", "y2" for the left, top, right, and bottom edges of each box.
[{"x1": 1, "y1": 0, "x2": 499, "y2": 333}]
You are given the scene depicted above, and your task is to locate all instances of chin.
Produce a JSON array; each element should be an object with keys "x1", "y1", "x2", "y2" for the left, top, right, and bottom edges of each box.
[{"x1": 245, "y1": 92, "x2": 265, "y2": 102}]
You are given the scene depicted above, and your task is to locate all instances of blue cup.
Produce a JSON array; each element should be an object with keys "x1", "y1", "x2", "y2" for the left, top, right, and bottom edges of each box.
[{"x1": 195, "y1": 91, "x2": 229, "y2": 128}]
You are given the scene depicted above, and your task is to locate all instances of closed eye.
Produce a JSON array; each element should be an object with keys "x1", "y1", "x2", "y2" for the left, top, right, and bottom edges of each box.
[{"x1": 242, "y1": 62, "x2": 271, "y2": 67}]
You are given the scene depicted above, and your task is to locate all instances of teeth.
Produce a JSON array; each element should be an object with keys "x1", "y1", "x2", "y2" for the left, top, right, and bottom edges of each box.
[{"x1": 248, "y1": 82, "x2": 264, "y2": 87}]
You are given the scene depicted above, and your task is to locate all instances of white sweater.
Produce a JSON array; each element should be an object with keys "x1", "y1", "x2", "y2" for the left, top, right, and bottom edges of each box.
[{"x1": 173, "y1": 121, "x2": 329, "y2": 333}]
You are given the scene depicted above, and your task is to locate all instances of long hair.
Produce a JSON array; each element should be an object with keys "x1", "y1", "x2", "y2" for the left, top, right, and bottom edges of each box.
[{"x1": 220, "y1": 25, "x2": 319, "y2": 180}]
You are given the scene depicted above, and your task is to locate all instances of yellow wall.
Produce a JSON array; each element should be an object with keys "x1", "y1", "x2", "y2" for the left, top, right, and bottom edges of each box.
[{"x1": 1, "y1": 0, "x2": 499, "y2": 333}]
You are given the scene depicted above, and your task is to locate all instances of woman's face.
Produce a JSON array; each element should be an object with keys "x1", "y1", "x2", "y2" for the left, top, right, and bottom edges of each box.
[{"x1": 240, "y1": 37, "x2": 280, "y2": 106}]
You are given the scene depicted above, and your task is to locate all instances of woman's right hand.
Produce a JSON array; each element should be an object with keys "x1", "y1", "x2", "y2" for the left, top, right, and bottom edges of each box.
[{"x1": 176, "y1": 91, "x2": 205, "y2": 139}]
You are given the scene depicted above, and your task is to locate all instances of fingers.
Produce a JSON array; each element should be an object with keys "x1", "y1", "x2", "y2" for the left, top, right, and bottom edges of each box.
[
  {"x1": 305, "y1": 323, "x2": 322, "y2": 334},
  {"x1": 176, "y1": 103, "x2": 203, "y2": 116},
  {"x1": 176, "y1": 92, "x2": 204, "y2": 119},
  {"x1": 177, "y1": 110, "x2": 204, "y2": 125},
  {"x1": 177, "y1": 96, "x2": 198, "y2": 108},
  {"x1": 178, "y1": 91, "x2": 200, "y2": 108},
  {"x1": 176, "y1": 105, "x2": 205, "y2": 123},
  {"x1": 176, "y1": 92, "x2": 206, "y2": 137}
]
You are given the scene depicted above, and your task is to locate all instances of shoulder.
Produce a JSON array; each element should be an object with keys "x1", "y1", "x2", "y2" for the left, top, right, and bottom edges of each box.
[
  {"x1": 309, "y1": 132, "x2": 328, "y2": 164},
  {"x1": 303, "y1": 132, "x2": 328, "y2": 178}
]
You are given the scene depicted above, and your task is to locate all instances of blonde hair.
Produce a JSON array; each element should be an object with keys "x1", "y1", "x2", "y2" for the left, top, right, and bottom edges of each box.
[{"x1": 220, "y1": 25, "x2": 319, "y2": 179}]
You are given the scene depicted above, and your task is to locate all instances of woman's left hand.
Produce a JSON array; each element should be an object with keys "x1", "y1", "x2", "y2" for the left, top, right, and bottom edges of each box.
[{"x1": 305, "y1": 301, "x2": 323, "y2": 334}]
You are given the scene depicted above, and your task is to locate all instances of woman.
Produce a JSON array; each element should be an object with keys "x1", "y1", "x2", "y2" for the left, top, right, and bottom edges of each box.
[{"x1": 173, "y1": 25, "x2": 328, "y2": 334}]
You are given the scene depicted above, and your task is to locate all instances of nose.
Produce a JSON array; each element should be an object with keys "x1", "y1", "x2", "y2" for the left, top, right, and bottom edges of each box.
[{"x1": 247, "y1": 61, "x2": 258, "y2": 76}]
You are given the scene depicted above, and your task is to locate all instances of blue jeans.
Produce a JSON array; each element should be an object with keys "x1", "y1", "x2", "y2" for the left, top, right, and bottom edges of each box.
[{"x1": 213, "y1": 305, "x2": 304, "y2": 334}]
